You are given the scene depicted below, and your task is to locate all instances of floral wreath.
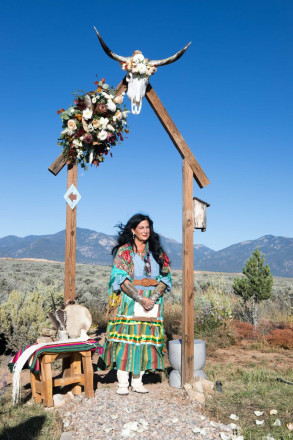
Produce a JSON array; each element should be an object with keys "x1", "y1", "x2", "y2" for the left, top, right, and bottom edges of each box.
[
  {"x1": 121, "y1": 53, "x2": 157, "y2": 78},
  {"x1": 57, "y1": 79, "x2": 129, "y2": 169}
]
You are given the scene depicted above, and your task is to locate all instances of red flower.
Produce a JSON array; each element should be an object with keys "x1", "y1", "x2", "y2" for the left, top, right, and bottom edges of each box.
[
  {"x1": 84, "y1": 134, "x2": 93, "y2": 144},
  {"x1": 163, "y1": 252, "x2": 170, "y2": 267},
  {"x1": 122, "y1": 250, "x2": 131, "y2": 264},
  {"x1": 107, "y1": 133, "x2": 115, "y2": 144}
]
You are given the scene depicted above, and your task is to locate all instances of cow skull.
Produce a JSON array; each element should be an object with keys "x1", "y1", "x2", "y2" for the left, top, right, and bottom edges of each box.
[
  {"x1": 126, "y1": 71, "x2": 148, "y2": 114},
  {"x1": 94, "y1": 27, "x2": 191, "y2": 115}
]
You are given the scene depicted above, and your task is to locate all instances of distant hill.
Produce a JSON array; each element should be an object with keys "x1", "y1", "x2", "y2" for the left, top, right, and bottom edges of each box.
[
  {"x1": 0, "y1": 229, "x2": 292, "y2": 277},
  {"x1": 196, "y1": 235, "x2": 293, "y2": 277}
]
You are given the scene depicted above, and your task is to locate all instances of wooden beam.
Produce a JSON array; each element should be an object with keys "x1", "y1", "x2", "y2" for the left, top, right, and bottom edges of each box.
[
  {"x1": 48, "y1": 154, "x2": 67, "y2": 176},
  {"x1": 64, "y1": 163, "x2": 77, "y2": 302},
  {"x1": 181, "y1": 158, "x2": 194, "y2": 386},
  {"x1": 48, "y1": 77, "x2": 127, "y2": 176},
  {"x1": 145, "y1": 84, "x2": 210, "y2": 189}
]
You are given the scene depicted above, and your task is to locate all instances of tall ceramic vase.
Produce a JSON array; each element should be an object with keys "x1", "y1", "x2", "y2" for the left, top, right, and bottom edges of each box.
[{"x1": 168, "y1": 339, "x2": 206, "y2": 388}]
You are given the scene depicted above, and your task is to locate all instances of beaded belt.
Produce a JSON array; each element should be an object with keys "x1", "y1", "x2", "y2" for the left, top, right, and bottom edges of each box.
[{"x1": 132, "y1": 278, "x2": 158, "y2": 287}]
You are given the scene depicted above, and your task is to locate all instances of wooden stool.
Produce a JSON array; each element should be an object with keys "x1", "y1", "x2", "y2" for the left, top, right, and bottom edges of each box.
[{"x1": 30, "y1": 350, "x2": 94, "y2": 407}]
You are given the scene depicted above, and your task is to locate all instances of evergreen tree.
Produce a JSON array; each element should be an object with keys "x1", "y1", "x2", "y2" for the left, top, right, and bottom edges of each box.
[{"x1": 233, "y1": 248, "x2": 273, "y2": 329}]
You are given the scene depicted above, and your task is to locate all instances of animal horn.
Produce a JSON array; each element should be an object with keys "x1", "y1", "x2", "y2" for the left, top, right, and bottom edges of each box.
[
  {"x1": 148, "y1": 42, "x2": 192, "y2": 67},
  {"x1": 94, "y1": 27, "x2": 129, "y2": 63}
]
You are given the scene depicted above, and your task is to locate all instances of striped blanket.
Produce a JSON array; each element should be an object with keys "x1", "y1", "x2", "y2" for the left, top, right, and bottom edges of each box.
[{"x1": 8, "y1": 339, "x2": 103, "y2": 375}]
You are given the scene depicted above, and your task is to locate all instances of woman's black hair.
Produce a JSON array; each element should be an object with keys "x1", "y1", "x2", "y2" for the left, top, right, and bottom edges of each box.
[{"x1": 112, "y1": 213, "x2": 167, "y2": 270}]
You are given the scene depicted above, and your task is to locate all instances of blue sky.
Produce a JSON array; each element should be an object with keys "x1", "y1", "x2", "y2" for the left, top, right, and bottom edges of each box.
[{"x1": 0, "y1": 0, "x2": 292, "y2": 250}]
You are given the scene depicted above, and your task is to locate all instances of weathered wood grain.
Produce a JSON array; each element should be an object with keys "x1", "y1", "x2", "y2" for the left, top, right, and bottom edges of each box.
[
  {"x1": 64, "y1": 164, "x2": 77, "y2": 302},
  {"x1": 181, "y1": 158, "x2": 194, "y2": 386}
]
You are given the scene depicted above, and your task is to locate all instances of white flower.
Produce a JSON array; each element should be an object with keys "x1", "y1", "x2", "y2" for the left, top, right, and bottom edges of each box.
[
  {"x1": 61, "y1": 127, "x2": 74, "y2": 136},
  {"x1": 88, "y1": 124, "x2": 94, "y2": 132},
  {"x1": 98, "y1": 130, "x2": 107, "y2": 141},
  {"x1": 254, "y1": 411, "x2": 264, "y2": 416},
  {"x1": 101, "y1": 91, "x2": 111, "y2": 99},
  {"x1": 92, "y1": 97, "x2": 97, "y2": 103},
  {"x1": 137, "y1": 63, "x2": 147, "y2": 75},
  {"x1": 270, "y1": 409, "x2": 278, "y2": 415},
  {"x1": 272, "y1": 419, "x2": 281, "y2": 426},
  {"x1": 82, "y1": 108, "x2": 93, "y2": 120},
  {"x1": 76, "y1": 148, "x2": 83, "y2": 158},
  {"x1": 255, "y1": 420, "x2": 265, "y2": 425},
  {"x1": 73, "y1": 139, "x2": 82, "y2": 147},
  {"x1": 122, "y1": 111, "x2": 129, "y2": 118},
  {"x1": 107, "y1": 124, "x2": 115, "y2": 132},
  {"x1": 99, "y1": 117, "x2": 109, "y2": 129},
  {"x1": 70, "y1": 107, "x2": 75, "y2": 114},
  {"x1": 133, "y1": 53, "x2": 144, "y2": 63},
  {"x1": 107, "y1": 100, "x2": 116, "y2": 112}
]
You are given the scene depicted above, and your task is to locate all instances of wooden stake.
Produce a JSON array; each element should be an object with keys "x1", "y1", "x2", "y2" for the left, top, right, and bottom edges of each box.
[
  {"x1": 182, "y1": 158, "x2": 194, "y2": 386},
  {"x1": 64, "y1": 163, "x2": 77, "y2": 302}
]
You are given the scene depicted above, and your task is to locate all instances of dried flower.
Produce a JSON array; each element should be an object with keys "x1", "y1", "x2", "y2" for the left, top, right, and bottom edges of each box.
[
  {"x1": 84, "y1": 133, "x2": 93, "y2": 144},
  {"x1": 96, "y1": 103, "x2": 108, "y2": 114}
]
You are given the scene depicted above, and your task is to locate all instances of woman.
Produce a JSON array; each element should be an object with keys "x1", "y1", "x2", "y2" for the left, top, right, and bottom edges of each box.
[{"x1": 99, "y1": 213, "x2": 172, "y2": 395}]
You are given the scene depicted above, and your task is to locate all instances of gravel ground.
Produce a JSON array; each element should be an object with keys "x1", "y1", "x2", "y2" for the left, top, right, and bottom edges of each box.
[{"x1": 58, "y1": 379, "x2": 239, "y2": 440}]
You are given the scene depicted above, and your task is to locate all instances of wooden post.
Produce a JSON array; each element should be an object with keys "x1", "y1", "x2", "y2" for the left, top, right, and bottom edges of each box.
[
  {"x1": 182, "y1": 158, "x2": 194, "y2": 386},
  {"x1": 64, "y1": 163, "x2": 77, "y2": 302}
]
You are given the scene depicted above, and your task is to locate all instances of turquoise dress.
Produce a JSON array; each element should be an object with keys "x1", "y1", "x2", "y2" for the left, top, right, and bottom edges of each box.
[{"x1": 99, "y1": 244, "x2": 172, "y2": 375}]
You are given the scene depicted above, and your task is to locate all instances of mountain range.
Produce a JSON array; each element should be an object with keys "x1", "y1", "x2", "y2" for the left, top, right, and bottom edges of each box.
[{"x1": 0, "y1": 228, "x2": 292, "y2": 277}]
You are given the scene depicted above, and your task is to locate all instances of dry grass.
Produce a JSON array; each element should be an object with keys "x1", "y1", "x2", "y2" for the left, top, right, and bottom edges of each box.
[{"x1": 204, "y1": 357, "x2": 293, "y2": 440}]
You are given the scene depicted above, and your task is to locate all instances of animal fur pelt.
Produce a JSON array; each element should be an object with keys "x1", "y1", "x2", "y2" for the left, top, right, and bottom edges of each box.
[
  {"x1": 48, "y1": 297, "x2": 92, "y2": 339},
  {"x1": 65, "y1": 304, "x2": 92, "y2": 339}
]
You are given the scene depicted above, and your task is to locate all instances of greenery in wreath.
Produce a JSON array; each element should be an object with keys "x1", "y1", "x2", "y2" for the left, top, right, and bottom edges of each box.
[{"x1": 57, "y1": 79, "x2": 129, "y2": 169}]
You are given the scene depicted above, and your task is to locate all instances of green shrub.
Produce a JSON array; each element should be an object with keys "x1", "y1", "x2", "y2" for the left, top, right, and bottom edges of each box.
[
  {"x1": 0, "y1": 285, "x2": 63, "y2": 352},
  {"x1": 194, "y1": 289, "x2": 233, "y2": 335}
]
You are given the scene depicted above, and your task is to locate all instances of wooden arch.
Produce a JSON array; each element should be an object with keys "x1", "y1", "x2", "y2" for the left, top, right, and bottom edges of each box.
[{"x1": 49, "y1": 77, "x2": 210, "y2": 386}]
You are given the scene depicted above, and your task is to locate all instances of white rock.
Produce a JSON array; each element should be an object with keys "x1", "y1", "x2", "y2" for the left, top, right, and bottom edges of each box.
[
  {"x1": 172, "y1": 418, "x2": 179, "y2": 423},
  {"x1": 229, "y1": 423, "x2": 237, "y2": 430},
  {"x1": 200, "y1": 415, "x2": 206, "y2": 420},
  {"x1": 272, "y1": 419, "x2": 281, "y2": 426},
  {"x1": 53, "y1": 394, "x2": 66, "y2": 408},
  {"x1": 192, "y1": 427, "x2": 206, "y2": 435},
  {"x1": 219, "y1": 433, "x2": 230, "y2": 440},
  {"x1": 255, "y1": 420, "x2": 265, "y2": 425},
  {"x1": 63, "y1": 420, "x2": 70, "y2": 428},
  {"x1": 140, "y1": 419, "x2": 149, "y2": 428},
  {"x1": 230, "y1": 414, "x2": 239, "y2": 421},
  {"x1": 124, "y1": 422, "x2": 138, "y2": 431},
  {"x1": 210, "y1": 421, "x2": 217, "y2": 426},
  {"x1": 233, "y1": 436, "x2": 244, "y2": 440},
  {"x1": 254, "y1": 411, "x2": 264, "y2": 416},
  {"x1": 110, "y1": 414, "x2": 118, "y2": 420},
  {"x1": 269, "y1": 409, "x2": 278, "y2": 415},
  {"x1": 121, "y1": 428, "x2": 131, "y2": 438}
]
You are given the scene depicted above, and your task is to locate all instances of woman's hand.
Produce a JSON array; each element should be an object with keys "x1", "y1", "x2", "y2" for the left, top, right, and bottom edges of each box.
[{"x1": 141, "y1": 297, "x2": 155, "y2": 311}]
